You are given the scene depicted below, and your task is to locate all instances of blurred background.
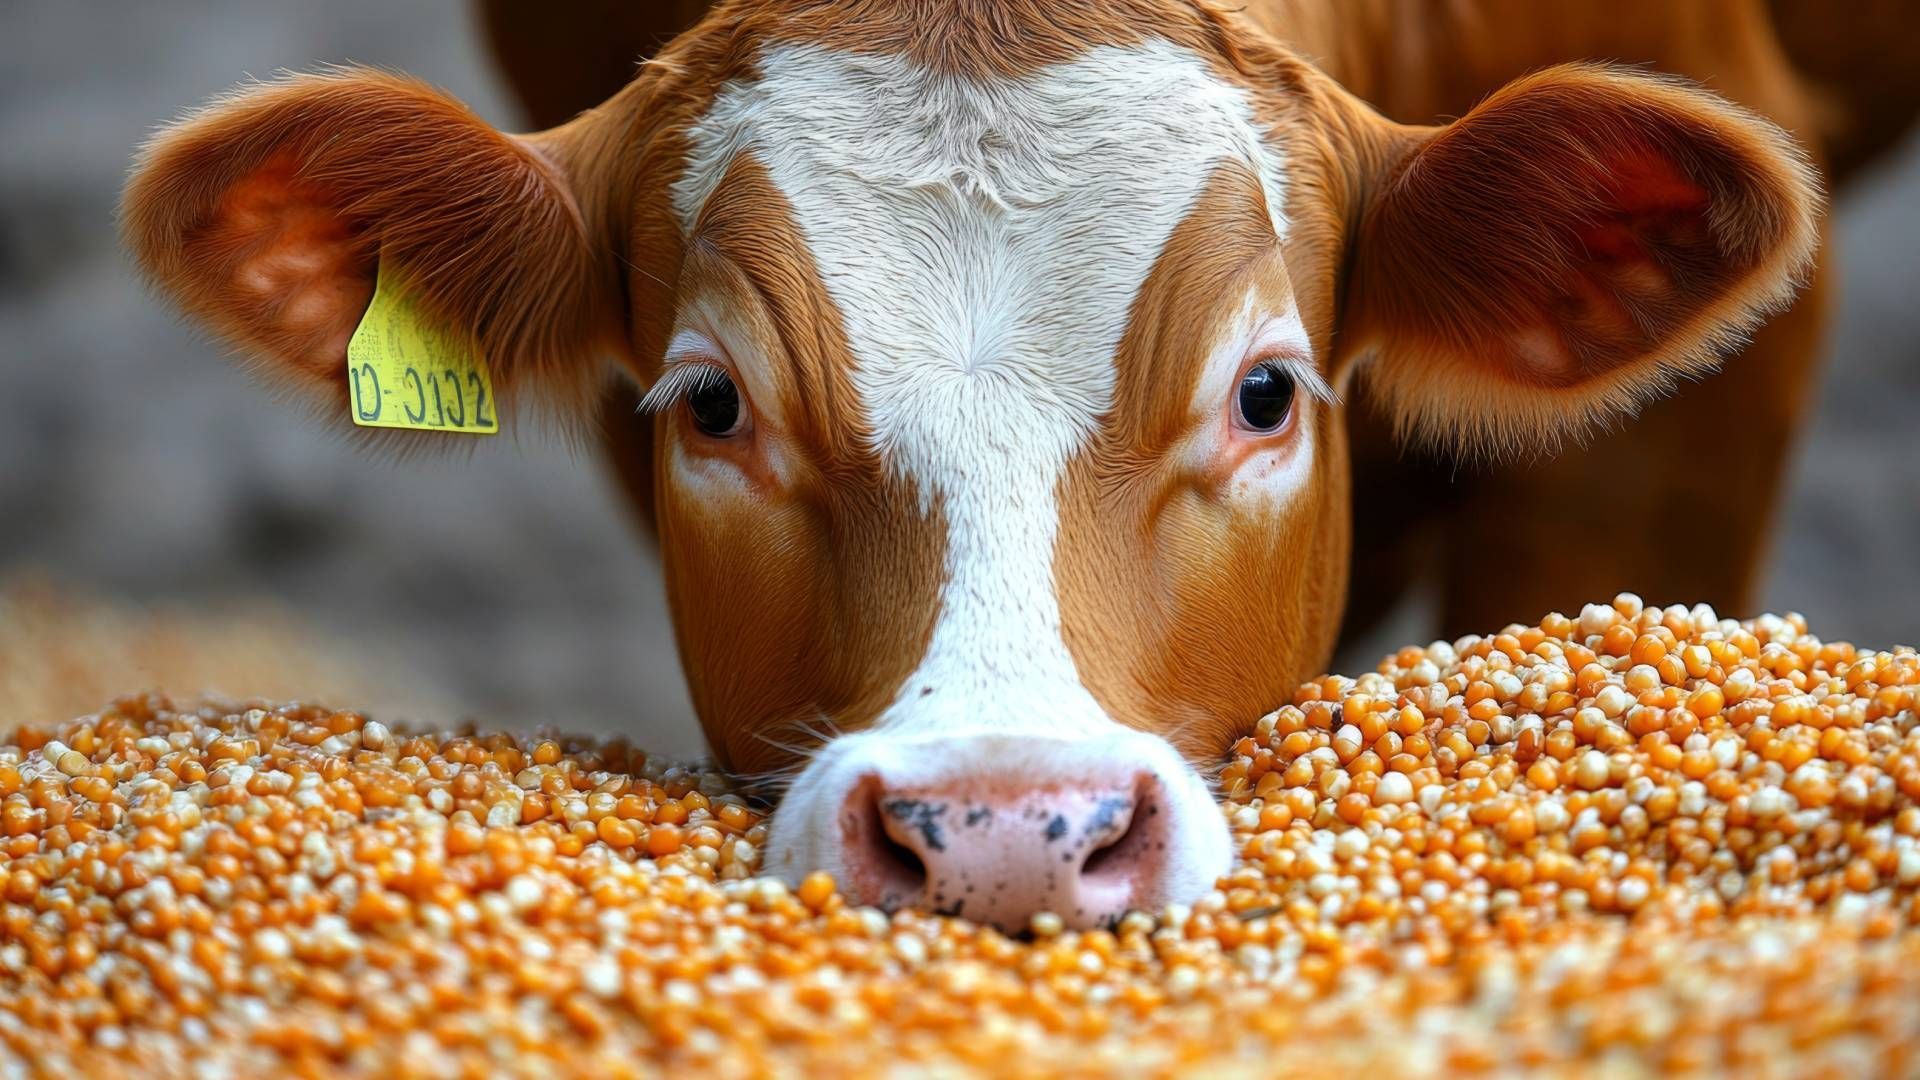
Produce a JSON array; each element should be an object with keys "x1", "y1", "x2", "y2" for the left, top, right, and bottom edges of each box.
[{"x1": 3, "y1": 3, "x2": 1917, "y2": 757}]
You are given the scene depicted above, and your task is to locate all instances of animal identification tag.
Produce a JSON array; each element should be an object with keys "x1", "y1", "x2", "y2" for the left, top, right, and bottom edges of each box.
[{"x1": 345, "y1": 263, "x2": 498, "y2": 434}]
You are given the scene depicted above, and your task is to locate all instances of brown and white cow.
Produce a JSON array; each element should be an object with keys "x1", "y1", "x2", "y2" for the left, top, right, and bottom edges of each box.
[{"x1": 124, "y1": 0, "x2": 1828, "y2": 930}]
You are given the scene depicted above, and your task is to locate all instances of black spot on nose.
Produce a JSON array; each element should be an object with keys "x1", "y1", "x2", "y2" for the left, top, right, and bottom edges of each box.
[
  {"x1": 1082, "y1": 796, "x2": 1134, "y2": 845},
  {"x1": 882, "y1": 798, "x2": 950, "y2": 852},
  {"x1": 1044, "y1": 814, "x2": 1067, "y2": 842}
]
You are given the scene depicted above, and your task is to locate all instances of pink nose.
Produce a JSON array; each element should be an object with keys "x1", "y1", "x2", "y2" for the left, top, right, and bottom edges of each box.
[{"x1": 837, "y1": 775, "x2": 1168, "y2": 932}]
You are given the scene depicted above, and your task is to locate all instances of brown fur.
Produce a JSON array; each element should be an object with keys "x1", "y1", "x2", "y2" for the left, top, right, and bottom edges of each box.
[
  {"x1": 1767, "y1": 0, "x2": 1920, "y2": 184},
  {"x1": 1057, "y1": 163, "x2": 1349, "y2": 757}
]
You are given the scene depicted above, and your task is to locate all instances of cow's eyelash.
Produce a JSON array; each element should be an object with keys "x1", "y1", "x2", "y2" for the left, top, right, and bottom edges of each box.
[
  {"x1": 1254, "y1": 354, "x2": 1338, "y2": 407},
  {"x1": 638, "y1": 359, "x2": 731, "y2": 414}
]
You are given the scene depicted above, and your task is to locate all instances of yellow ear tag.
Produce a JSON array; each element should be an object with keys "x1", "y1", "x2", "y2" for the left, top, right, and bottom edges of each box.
[{"x1": 345, "y1": 264, "x2": 498, "y2": 434}]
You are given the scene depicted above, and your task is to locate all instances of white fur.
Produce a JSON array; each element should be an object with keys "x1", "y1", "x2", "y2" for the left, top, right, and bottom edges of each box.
[{"x1": 671, "y1": 41, "x2": 1293, "y2": 904}]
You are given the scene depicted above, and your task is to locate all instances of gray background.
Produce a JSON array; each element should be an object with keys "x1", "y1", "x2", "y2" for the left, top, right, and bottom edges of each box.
[{"x1": 2, "y1": 3, "x2": 1915, "y2": 755}]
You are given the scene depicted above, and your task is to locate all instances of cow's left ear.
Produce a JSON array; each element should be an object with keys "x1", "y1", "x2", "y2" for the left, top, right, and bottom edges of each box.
[{"x1": 1340, "y1": 65, "x2": 1821, "y2": 452}]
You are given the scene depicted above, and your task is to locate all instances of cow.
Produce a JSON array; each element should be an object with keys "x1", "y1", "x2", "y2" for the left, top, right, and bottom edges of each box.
[{"x1": 124, "y1": 0, "x2": 1889, "y2": 931}]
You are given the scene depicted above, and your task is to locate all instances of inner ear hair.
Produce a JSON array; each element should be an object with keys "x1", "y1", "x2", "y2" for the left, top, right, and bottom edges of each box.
[{"x1": 1342, "y1": 64, "x2": 1822, "y2": 457}]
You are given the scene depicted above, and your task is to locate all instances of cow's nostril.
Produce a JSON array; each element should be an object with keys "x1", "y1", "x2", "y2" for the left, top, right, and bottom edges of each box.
[
  {"x1": 872, "y1": 825, "x2": 927, "y2": 896},
  {"x1": 1080, "y1": 778, "x2": 1168, "y2": 902},
  {"x1": 840, "y1": 777, "x2": 927, "y2": 910}
]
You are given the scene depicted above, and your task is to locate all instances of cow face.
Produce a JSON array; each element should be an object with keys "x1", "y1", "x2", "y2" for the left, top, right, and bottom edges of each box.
[{"x1": 123, "y1": 1, "x2": 1817, "y2": 930}]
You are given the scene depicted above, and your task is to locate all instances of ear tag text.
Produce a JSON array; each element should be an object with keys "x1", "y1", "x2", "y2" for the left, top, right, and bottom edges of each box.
[{"x1": 346, "y1": 264, "x2": 498, "y2": 434}]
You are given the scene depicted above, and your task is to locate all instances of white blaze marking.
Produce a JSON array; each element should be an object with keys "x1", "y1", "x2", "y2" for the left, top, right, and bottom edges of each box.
[{"x1": 674, "y1": 40, "x2": 1291, "y2": 734}]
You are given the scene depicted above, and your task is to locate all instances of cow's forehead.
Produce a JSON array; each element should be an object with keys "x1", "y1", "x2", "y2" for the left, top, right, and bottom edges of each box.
[{"x1": 670, "y1": 39, "x2": 1292, "y2": 480}]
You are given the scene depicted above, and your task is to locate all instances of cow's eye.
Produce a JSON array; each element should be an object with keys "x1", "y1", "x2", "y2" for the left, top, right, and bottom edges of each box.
[
  {"x1": 686, "y1": 371, "x2": 744, "y2": 437},
  {"x1": 1236, "y1": 360, "x2": 1296, "y2": 432}
]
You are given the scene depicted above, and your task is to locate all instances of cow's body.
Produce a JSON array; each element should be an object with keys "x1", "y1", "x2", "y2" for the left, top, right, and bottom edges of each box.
[{"x1": 127, "y1": 0, "x2": 1873, "y2": 929}]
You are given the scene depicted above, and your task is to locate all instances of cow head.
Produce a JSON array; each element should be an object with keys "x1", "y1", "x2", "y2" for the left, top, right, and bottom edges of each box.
[{"x1": 123, "y1": 0, "x2": 1818, "y2": 930}]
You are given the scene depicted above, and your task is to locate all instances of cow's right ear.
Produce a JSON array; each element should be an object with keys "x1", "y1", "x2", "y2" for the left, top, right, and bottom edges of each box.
[
  {"x1": 121, "y1": 70, "x2": 628, "y2": 428},
  {"x1": 1330, "y1": 65, "x2": 1820, "y2": 455}
]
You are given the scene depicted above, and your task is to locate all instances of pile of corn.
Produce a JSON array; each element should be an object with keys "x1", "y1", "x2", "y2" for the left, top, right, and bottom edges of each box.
[{"x1": 3, "y1": 596, "x2": 1918, "y2": 1076}]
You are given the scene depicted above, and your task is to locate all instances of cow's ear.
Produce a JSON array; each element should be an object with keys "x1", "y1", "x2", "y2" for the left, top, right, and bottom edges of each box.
[
  {"x1": 122, "y1": 70, "x2": 627, "y2": 430},
  {"x1": 1340, "y1": 65, "x2": 1821, "y2": 453}
]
